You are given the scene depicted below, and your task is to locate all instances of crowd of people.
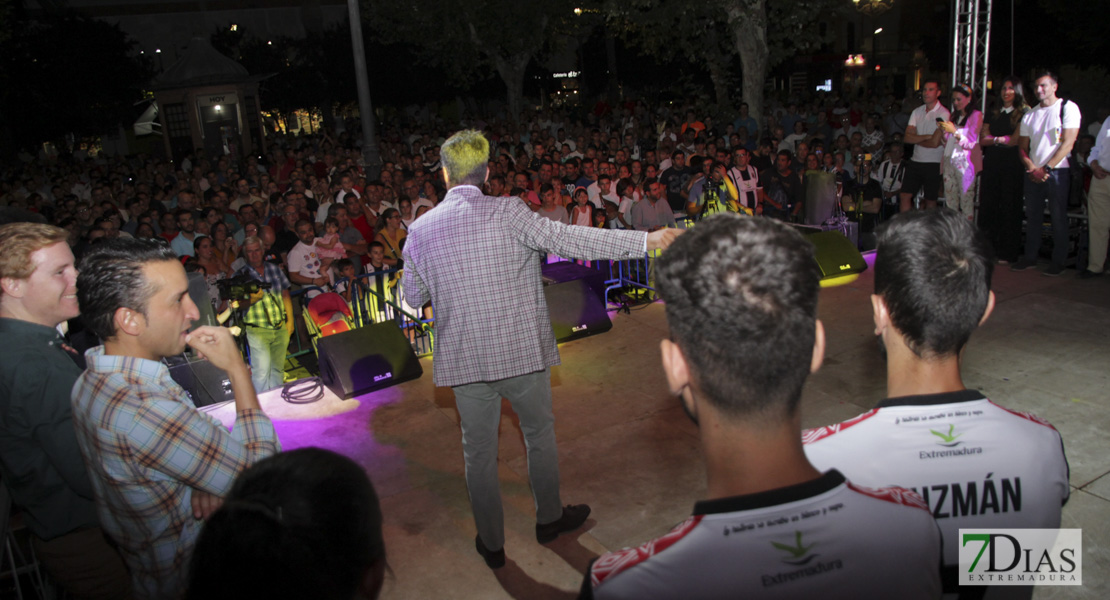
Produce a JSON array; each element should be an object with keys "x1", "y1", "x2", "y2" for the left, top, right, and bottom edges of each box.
[
  {"x1": 0, "y1": 76, "x2": 1095, "y2": 599},
  {"x1": 3, "y1": 73, "x2": 1106, "y2": 282}
]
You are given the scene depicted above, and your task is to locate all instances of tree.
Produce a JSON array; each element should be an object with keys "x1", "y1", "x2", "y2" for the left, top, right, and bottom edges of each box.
[
  {"x1": 606, "y1": 1, "x2": 738, "y2": 108},
  {"x1": 605, "y1": 0, "x2": 838, "y2": 126},
  {"x1": 724, "y1": 0, "x2": 841, "y2": 124},
  {"x1": 369, "y1": 0, "x2": 581, "y2": 122},
  {"x1": 0, "y1": 13, "x2": 152, "y2": 155}
]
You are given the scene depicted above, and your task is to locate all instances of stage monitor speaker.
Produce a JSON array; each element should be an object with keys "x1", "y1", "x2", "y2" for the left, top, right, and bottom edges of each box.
[
  {"x1": 316, "y1": 322, "x2": 423, "y2": 399},
  {"x1": 166, "y1": 356, "x2": 234, "y2": 408},
  {"x1": 540, "y1": 261, "x2": 608, "y2": 304},
  {"x1": 545, "y1": 279, "x2": 612, "y2": 343},
  {"x1": 799, "y1": 230, "x2": 868, "y2": 279}
]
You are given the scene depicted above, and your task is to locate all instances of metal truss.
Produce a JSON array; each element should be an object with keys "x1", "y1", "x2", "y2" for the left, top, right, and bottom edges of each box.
[{"x1": 951, "y1": 0, "x2": 992, "y2": 113}]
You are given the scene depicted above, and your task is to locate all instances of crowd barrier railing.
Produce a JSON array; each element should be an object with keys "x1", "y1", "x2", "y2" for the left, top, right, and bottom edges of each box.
[
  {"x1": 289, "y1": 270, "x2": 435, "y2": 359},
  {"x1": 347, "y1": 269, "x2": 435, "y2": 357}
]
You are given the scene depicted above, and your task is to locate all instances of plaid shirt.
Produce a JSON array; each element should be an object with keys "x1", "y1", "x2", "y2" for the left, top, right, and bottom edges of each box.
[
  {"x1": 402, "y1": 185, "x2": 647, "y2": 386},
  {"x1": 236, "y1": 260, "x2": 291, "y2": 329},
  {"x1": 71, "y1": 347, "x2": 280, "y2": 599}
]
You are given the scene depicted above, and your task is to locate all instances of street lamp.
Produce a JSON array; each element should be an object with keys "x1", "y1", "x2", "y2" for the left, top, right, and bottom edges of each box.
[{"x1": 852, "y1": 0, "x2": 894, "y2": 16}]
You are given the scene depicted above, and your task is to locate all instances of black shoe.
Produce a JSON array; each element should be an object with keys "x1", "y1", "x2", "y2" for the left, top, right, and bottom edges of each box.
[
  {"x1": 1043, "y1": 264, "x2": 1065, "y2": 277},
  {"x1": 536, "y1": 504, "x2": 591, "y2": 544},
  {"x1": 1010, "y1": 257, "x2": 1037, "y2": 271},
  {"x1": 1078, "y1": 269, "x2": 1103, "y2": 280},
  {"x1": 475, "y1": 535, "x2": 505, "y2": 569}
]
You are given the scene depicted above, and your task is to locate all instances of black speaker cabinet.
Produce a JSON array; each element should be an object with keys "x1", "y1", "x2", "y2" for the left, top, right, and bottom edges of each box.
[
  {"x1": 540, "y1": 261, "x2": 608, "y2": 304},
  {"x1": 316, "y1": 322, "x2": 423, "y2": 399},
  {"x1": 167, "y1": 356, "x2": 234, "y2": 408},
  {"x1": 797, "y1": 229, "x2": 867, "y2": 280},
  {"x1": 544, "y1": 278, "x2": 612, "y2": 343}
]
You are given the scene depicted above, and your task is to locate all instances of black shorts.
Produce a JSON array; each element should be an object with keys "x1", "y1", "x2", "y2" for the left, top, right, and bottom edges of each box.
[{"x1": 901, "y1": 160, "x2": 942, "y2": 200}]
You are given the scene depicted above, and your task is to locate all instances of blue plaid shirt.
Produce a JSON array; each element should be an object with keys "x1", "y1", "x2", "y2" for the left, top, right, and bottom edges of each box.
[{"x1": 71, "y1": 348, "x2": 280, "y2": 599}]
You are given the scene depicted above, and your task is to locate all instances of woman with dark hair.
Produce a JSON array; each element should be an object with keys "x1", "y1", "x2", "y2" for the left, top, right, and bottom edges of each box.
[
  {"x1": 978, "y1": 77, "x2": 1029, "y2": 262},
  {"x1": 186, "y1": 448, "x2": 387, "y2": 600},
  {"x1": 210, "y1": 221, "x2": 238, "y2": 266},
  {"x1": 135, "y1": 222, "x2": 157, "y2": 240},
  {"x1": 939, "y1": 83, "x2": 983, "y2": 220}
]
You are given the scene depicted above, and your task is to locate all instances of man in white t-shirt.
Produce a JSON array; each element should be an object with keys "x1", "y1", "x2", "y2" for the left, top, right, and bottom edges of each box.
[
  {"x1": 286, "y1": 220, "x2": 327, "y2": 300},
  {"x1": 1012, "y1": 71, "x2": 1082, "y2": 276},
  {"x1": 582, "y1": 215, "x2": 941, "y2": 600},
  {"x1": 900, "y1": 79, "x2": 950, "y2": 212},
  {"x1": 804, "y1": 209, "x2": 1069, "y2": 598}
]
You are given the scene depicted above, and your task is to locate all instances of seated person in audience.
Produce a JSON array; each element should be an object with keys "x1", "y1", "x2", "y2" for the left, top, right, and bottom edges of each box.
[
  {"x1": 315, "y1": 216, "x2": 348, "y2": 272},
  {"x1": 186, "y1": 448, "x2": 387, "y2": 600},
  {"x1": 287, "y1": 219, "x2": 328, "y2": 297},
  {"x1": 569, "y1": 187, "x2": 594, "y2": 226},
  {"x1": 804, "y1": 209, "x2": 1069, "y2": 598},
  {"x1": 841, "y1": 153, "x2": 884, "y2": 241},
  {"x1": 582, "y1": 214, "x2": 941, "y2": 600},
  {"x1": 71, "y1": 238, "x2": 281, "y2": 599},
  {"x1": 362, "y1": 243, "x2": 395, "y2": 321},
  {"x1": 333, "y1": 258, "x2": 364, "y2": 304},
  {"x1": 535, "y1": 184, "x2": 570, "y2": 224}
]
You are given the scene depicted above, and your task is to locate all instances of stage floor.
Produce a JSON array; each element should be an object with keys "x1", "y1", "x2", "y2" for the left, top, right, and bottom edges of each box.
[{"x1": 244, "y1": 263, "x2": 1110, "y2": 599}]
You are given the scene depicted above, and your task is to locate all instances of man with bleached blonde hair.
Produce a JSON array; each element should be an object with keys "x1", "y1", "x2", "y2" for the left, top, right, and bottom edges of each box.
[{"x1": 403, "y1": 130, "x2": 681, "y2": 569}]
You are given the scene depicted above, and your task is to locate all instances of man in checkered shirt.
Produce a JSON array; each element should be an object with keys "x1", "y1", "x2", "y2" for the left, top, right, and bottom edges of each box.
[
  {"x1": 402, "y1": 130, "x2": 680, "y2": 569},
  {"x1": 72, "y1": 238, "x2": 280, "y2": 599}
]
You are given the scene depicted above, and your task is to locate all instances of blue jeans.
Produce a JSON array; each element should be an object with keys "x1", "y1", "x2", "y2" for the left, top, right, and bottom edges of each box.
[
  {"x1": 1023, "y1": 169, "x2": 1071, "y2": 268},
  {"x1": 245, "y1": 325, "x2": 290, "y2": 392},
  {"x1": 453, "y1": 369, "x2": 562, "y2": 551}
]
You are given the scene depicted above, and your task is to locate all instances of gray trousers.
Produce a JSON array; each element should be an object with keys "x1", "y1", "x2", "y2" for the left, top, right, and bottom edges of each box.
[{"x1": 453, "y1": 368, "x2": 562, "y2": 551}]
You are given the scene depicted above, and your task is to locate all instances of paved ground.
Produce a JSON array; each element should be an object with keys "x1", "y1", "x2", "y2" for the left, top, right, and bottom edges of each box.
[{"x1": 231, "y1": 260, "x2": 1110, "y2": 599}]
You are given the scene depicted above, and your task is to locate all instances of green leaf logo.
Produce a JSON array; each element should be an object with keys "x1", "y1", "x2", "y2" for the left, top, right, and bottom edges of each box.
[
  {"x1": 930, "y1": 424, "x2": 964, "y2": 447},
  {"x1": 772, "y1": 531, "x2": 818, "y2": 565}
]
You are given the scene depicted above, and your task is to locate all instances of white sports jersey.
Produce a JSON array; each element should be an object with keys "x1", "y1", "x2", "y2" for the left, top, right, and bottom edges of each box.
[
  {"x1": 804, "y1": 391, "x2": 1069, "y2": 590},
  {"x1": 581, "y1": 470, "x2": 941, "y2": 600},
  {"x1": 727, "y1": 165, "x2": 761, "y2": 209}
]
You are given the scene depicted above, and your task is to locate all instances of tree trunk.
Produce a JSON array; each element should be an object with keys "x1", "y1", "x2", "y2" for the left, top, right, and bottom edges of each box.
[
  {"x1": 493, "y1": 55, "x2": 528, "y2": 125},
  {"x1": 703, "y1": 25, "x2": 731, "y2": 109},
  {"x1": 707, "y1": 56, "x2": 731, "y2": 108},
  {"x1": 724, "y1": 0, "x2": 769, "y2": 134}
]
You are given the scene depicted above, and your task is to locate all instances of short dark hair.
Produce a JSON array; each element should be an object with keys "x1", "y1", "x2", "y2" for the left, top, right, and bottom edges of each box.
[
  {"x1": 656, "y1": 214, "x2": 820, "y2": 421},
  {"x1": 1031, "y1": 69, "x2": 1058, "y2": 84},
  {"x1": 874, "y1": 209, "x2": 994, "y2": 358},
  {"x1": 77, "y1": 238, "x2": 179, "y2": 341},
  {"x1": 186, "y1": 448, "x2": 385, "y2": 600}
]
